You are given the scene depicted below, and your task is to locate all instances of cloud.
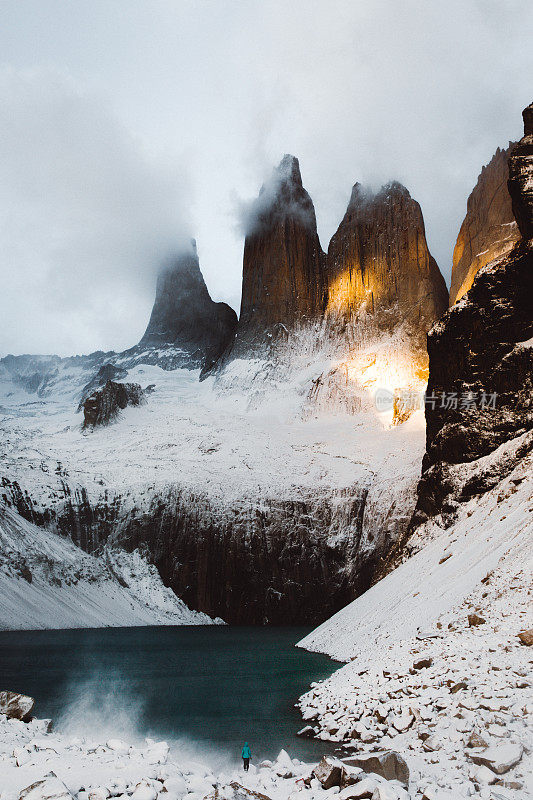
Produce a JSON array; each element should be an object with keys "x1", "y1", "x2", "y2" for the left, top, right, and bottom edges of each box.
[
  {"x1": 233, "y1": 155, "x2": 317, "y2": 237},
  {"x1": 0, "y1": 1, "x2": 531, "y2": 355},
  {"x1": 0, "y1": 67, "x2": 192, "y2": 356}
]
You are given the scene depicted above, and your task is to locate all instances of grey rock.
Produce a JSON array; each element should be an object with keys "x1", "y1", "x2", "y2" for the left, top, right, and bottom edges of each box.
[
  {"x1": 0, "y1": 690, "x2": 35, "y2": 721},
  {"x1": 342, "y1": 751, "x2": 409, "y2": 787}
]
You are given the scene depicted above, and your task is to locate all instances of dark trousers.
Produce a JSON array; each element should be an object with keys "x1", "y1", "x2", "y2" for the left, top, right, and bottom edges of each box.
[{"x1": 243, "y1": 757, "x2": 249, "y2": 771}]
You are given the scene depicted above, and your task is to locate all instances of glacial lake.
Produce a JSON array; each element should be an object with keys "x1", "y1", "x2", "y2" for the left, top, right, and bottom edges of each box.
[{"x1": 0, "y1": 626, "x2": 338, "y2": 766}]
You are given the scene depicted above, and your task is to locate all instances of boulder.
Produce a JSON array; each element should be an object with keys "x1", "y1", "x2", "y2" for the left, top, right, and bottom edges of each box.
[
  {"x1": 131, "y1": 782, "x2": 158, "y2": 800},
  {"x1": 18, "y1": 772, "x2": 73, "y2": 800},
  {"x1": 391, "y1": 711, "x2": 414, "y2": 732},
  {"x1": 412, "y1": 658, "x2": 432, "y2": 670},
  {"x1": 470, "y1": 742, "x2": 523, "y2": 774},
  {"x1": 449, "y1": 681, "x2": 468, "y2": 693},
  {"x1": 469, "y1": 764, "x2": 498, "y2": 785},
  {"x1": 227, "y1": 783, "x2": 272, "y2": 800},
  {"x1": 313, "y1": 755, "x2": 343, "y2": 788},
  {"x1": 297, "y1": 725, "x2": 316, "y2": 738},
  {"x1": 0, "y1": 690, "x2": 35, "y2": 721},
  {"x1": 517, "y1": 628, "x2": 533, "y2": 646},
  {"x1": 339, "y1": 778, "x2": 380, "y2": 799},
  {"x1": 467, "y1": 731, "x2": 488, "y2": 748},
  {"x1": 163, "y1": 774, "x2": 187, "y2": 797},
  {"x1": 468, "y1": 613, "x2": 486, "y2": 627},
  {"x1": 87, "y1": 790, "x2": 108, "y2": 800},
  {"x1": 342, "y1": 752, "x2": 409, "y2": 787},
  {"x1": 371, "y1": 783, "x2": 408, "y2": 800}
]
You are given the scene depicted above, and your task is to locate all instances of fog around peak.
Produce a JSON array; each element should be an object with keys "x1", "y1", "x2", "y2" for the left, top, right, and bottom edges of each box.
[{"x1": 0, "y1": 0, "x2": 531, "y2": 355}]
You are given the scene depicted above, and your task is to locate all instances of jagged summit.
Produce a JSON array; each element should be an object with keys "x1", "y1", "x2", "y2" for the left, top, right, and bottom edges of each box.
[
  {"x1": 326, "y1": 180, "x2": 447, "y2": 333},
  {"x1": 245, "y1": 153, "x2": 318, "y2": 236},
  {"x1": 449, "y1": 144, "x2": 519, "y2": 306},
  {"x1": 140, "y1": 241, "x2": 237, "y2": 369},
  {"x1": 276, "y1": 152, "x2": 303, "y2": 183},
  {"x1": 223, "y1": 154, "x2": 326, "y2": 359}
]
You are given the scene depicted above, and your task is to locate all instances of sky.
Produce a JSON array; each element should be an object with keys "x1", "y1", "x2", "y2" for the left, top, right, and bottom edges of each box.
[{"x1": 0, "y1": 0, "x2": 531, "y2": 357}]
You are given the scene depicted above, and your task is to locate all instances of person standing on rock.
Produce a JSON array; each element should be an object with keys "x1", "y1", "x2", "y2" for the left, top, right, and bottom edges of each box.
[{"x1": 241, "y1": 742, "x2": 251, "y2": 771}]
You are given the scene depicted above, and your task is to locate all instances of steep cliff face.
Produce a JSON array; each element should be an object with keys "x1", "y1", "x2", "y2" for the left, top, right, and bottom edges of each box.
[
  {"x1": 449, "y1": 145, "x2": 519, "y2": 307},
  {"x1": 325, "y1": 182, "x2": 448, "y2": 334},
  {"x1": 140, "y1": 241, "x2": 237, "y2": 368},
  {"x1": 228, "y1": 155, "x2": 326, "y2": 358},
  {"x1": 508, "y1": 102, "x2": 533, "y2": 240},
  {"x1": 412, "y1": 104, "x2": 533, "y2": 527}
]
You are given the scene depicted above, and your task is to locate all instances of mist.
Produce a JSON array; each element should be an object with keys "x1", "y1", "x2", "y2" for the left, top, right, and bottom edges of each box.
[{"x1": 0, "y1": 0, "x2": 531, "y2": 356}]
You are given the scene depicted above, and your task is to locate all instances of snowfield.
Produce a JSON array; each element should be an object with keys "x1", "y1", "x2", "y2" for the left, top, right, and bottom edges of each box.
[
  {"x1": 0, "y1": 324, "x2": 428, "y2": 627},
  {"x1": 297, "y1": 435, "x2": 533, "y2": 798},
  {"x1": 0, "y1": 506, "x2": 219, "y2": 629}
]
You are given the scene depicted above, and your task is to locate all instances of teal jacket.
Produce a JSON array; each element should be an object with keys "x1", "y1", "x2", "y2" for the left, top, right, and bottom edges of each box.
[{"x1": 242, "y1": 744, "x2": 251, "y2": 759}]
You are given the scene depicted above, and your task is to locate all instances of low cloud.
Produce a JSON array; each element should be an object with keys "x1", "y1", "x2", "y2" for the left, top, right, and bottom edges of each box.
[{"x1": 0, "y1": 68, "x2": 192, "y2": 356}]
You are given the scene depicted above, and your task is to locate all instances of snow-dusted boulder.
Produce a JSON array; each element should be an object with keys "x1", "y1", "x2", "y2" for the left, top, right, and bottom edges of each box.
[
  {"x1": 343, "y1": 752, "x2": 409, "y2": 787},
  {"x1": 313, "y1": 755, "x2": 343, "y2": 788},
  {"x1": 0, "y1": 690, "x2": 35, "y2": 721},
  {"x1": 469, "y1": 741, "x2": 523, "y2": 774},
  {"x1": 18, "y1": 772, "x2": 73, "y2": 800}
]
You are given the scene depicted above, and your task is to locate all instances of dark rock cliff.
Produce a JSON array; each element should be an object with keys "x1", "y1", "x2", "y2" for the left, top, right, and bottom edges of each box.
[
  {"x1": 140, "y1": 241, "x2": 237, "y2": 369},
  {"x1": 1, "y1": 477, "x2": 382, "y2": 625},
  {"x1": 325, "y1": 182, "x2": 448, "y2": 334},
  {"x1": 449, "y1": 145, "x2": 519, "y2": 307},
  {"x1": 412, "y1": 103, "x2": 533, "y2": 527},
  {"x1": 508, "y1": 103, "x2": 533, "y2": 240},
  {"x1": 226, "y1": 155, "x2": 326, "y2": 359}
]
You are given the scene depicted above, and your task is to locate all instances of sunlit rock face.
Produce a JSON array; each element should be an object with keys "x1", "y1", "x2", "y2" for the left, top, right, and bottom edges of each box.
[
  {"x1": 325, "y1": 182, "x2": 448, "y2": 334},
  {"x1": 411, "y1": 104, "x2": 533, "y2": 528},
  {"x1": 227, "y1": 155, "x2": 326, "y2": 358},
  {"x1": 140, "y1": 240, "x2": 237, "y2": 369},
  {"x1": 449, "y1": 145, "x2": 519, "y2": 307}
]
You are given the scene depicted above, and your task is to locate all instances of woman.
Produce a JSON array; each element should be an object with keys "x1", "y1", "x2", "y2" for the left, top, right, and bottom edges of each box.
[{"x1": 241, "y1": 742, "x2": 251, "y2": 771}]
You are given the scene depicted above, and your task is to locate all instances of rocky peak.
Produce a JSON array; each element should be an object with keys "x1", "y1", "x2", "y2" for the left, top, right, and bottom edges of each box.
[
  {"x1": 449, "y1": 145, "x2": 519, "y2": 306},
  {"x1": 508, "y1": 102, "x2": 533, "y2": 240},
  {"x1": 140, "y1": 240, "x2": 237, "y2": 369},
  {"x1": 408, "y1": 104, "x2": 533, "y2": 529},
  {"x1": 326, "y1": 181, "x2": 447, "y2": 333},
  {"x1": 227, "y1": 154, "x2": 326, "y2": 357}
]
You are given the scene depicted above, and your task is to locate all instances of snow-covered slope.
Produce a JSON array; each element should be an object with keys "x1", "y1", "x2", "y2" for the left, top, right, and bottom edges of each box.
[
  {"x1": 296, "y1": 435, "x2": 532, "y2": 797},
  {"x1": 0, "y1": 322, "x2": 428, "y2": 624},
  {"x1": 0, "y1": 505, "x2": 219, "y2": 629},
  {"x1": 299, "y1": 431, "x2": 533, "y2": 660}
]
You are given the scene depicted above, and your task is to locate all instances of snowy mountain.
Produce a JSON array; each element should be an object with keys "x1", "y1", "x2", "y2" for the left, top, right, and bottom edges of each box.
[{"x1": 1, "y1": 106, "x2": 531, "y2": 633}]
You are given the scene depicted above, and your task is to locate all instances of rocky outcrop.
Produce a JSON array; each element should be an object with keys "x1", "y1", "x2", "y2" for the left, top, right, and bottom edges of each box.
[
  {"x1": 508, "y1": 102, "x2": 533, "y2": 239},
  {"x1": 227, "y1": 155, "x2": 326, "y2": 358},
  {"x1": 140, "y1": 240, "x2": 237, "y2": 369},
  {"x1": 325, "y1": 182, "x2": 448, "y2": 334},
  {"x1": 449, "y1": 145, "x2": 519, "y2": 306},
  {"x1": 83, "y1": 380, "x2": 145, "y2": 428},
  {"x1": 412, "y1": 104, "x2": 533, "y2": 526}
]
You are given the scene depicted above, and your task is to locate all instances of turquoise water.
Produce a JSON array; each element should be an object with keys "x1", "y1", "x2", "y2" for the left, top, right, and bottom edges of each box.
[{"x1": 0, "y1": 626, "x2": 338, "y2": 764}]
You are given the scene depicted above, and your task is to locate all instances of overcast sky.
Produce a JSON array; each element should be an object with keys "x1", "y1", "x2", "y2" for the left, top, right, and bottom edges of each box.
[{"x1": 1, "y1": 0, "x2": 531, "y2": 356}]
